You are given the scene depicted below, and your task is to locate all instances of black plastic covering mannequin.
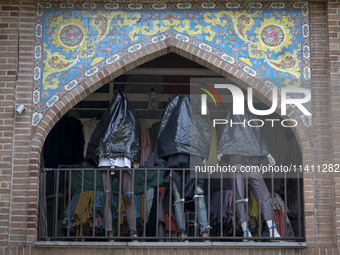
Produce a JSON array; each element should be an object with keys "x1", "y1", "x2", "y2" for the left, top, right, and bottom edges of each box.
[
  {"x1": 86, "y1": 90, "x2": 141, "y2": 239},
  {"x1": 158, "y1": 95, "x2": 211, "y2": 239}
]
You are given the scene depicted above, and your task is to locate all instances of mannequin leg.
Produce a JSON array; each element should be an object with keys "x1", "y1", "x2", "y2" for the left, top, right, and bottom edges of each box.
[
  {"x1": 235, "y1": 172, "x2": 251, "y2": 238},
  {"x1": 195, "y1": 186, "x2": 209, "y2": 236},
  {"x1": 172, "y1": 182, "x2": 186, "y2": 236},
  {"x1": 121, "y1": 170, "x2": 137, "y2": 237},
  {"x1": 100, "y1": 170, "x2": 114, "y2": 238},
  {"x1": 247, "y1": 172, "x2": 281, "y2": 238}
]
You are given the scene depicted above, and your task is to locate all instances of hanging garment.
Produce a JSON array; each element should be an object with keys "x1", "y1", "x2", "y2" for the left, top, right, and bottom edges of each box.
[
  {"x1": 86, "y1": 90, "x2": 141, "y2": 166},
  {"x1": 74, "y1": 190, "x2": 94, "y2": 236},
  {"x1": 206, "y1": 190, "x2": 233, "y2": 236},
  {"x1": 68, "y1": 163, "x2": 102, "y2": 195},
  {"x1": 146, "y1": 122, "x2": 166, "y2": 166},
  {"x1": 61, "y1": 193, "x2": 80, "y2": 236},
  {"x1": 249, "y1": 192, "x2": 260, "y2": 236},
  {"x1": 146, "y1": 187, "x2": 166, "y2": 239},
  {"x1": 250, "y1": 192, "x2": 295, "y2": 238},
  {"x1": 206, "y1": 122, "x2": 219, "y2": 166},
  {"x1": 225, "y1": 190, "x2": 233, "y2": 213},
  {"x1": 135, "y1": 193, "x2": 142, "y2": 219},
  {"x1": 270, "y1": 192, "x2": 295, "y2": 238},
  {"x1": 286, "y1": 178, "x2": 300, "y2": 237},
  {"x1": 158, "y1": 94, "x2": 211, "y2": 159},
  {"x1": 82, "y1": 118, "x2": 99, "y2": 158},
  {"x1": 140, "y1": 119, "x2": 152, "y2": 165},
  {"x1": 91, "y1": 207, "x2": 103, "y2": 235},
  {"x1": 146, "y1": 188, "x2": 155, "y2": 217},
  {"x1": 160, "y1": 186, "x2": 180, "y2": 233},
  {"x1": 94, "y1": 191, "x2": 118, "y2": 234}
]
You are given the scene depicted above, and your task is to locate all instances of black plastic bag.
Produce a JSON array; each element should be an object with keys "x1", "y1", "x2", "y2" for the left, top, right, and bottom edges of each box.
[
  {"x1": 158, "y1": 94, "x2": 210, "y2": 158},
  {"x1": 85, "y1": 90, "x2": 141, "y2": 166},
  {"x1": 217, "y1": 106, "x2": 269, "y2": 157}
]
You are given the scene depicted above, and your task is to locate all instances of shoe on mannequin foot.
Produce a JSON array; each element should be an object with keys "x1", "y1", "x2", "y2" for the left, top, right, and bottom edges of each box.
[
  {"x1": 241, "y1": 221, "x2": 253, "y2": 242},
  {"x1": 202, "y1": 232, "x2": 209, "y2": 242}
]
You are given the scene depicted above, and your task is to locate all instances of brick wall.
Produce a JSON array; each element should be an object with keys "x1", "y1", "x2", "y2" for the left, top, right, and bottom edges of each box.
[
  {"x1": 327, "y1": 0, "x2": 340, "y2": 248},
  {"x1": 0, "y1": 0, "x2": 36, "y2": 248},
  {"x1": 308, "y1": 0, "x2": 336, "y2": 249},
  {"x1": 0, "y1": 0, "x2": 21, "y2": 248},
  {"x1": 0, "y1": 0, "x2": 339, "y2": 254}
]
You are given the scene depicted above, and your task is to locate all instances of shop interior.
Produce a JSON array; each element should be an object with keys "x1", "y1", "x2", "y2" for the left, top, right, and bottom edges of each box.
[{"x1": 39, "y1": 53, "x2": 304, "y2": 241}]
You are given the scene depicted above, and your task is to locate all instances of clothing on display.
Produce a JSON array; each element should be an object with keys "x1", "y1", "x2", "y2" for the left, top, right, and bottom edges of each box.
[
  {"x1": 158, "y1": 95, "x2": 211, "y2": 236},
  {"x1": 145, "y1": 122, "x2": 166, "y2": 166},
  {"x1": 206, "y1": 190, "x2": 233, "y2": 237},
  {"x1": 43, "y1": 87, "x2": 303, "y2": 241},
  {"x1": 146, "y1": 187, "x2": 166, "y2": 239},
  {"x1": 217, "y1": 105, "x2": 269, "y2": 158},
  {"x1": 86, "y1": 90, "x2": 141, "y2": 166},
  {"x1": 140, "y1": 119, "x2": 152, "y2": 165},
  {"x1": 158, "y1": 94, "x2": 211, "y2": 159},
  {"x1": 85, "y1": 90, "x2": 141, "y2": 237},
  {"x1": 218, "y1": 106, "x2": 280, "y2": 238},
  {"x1": 82, "y1": 118, "x2": 99, "y2": 158}
]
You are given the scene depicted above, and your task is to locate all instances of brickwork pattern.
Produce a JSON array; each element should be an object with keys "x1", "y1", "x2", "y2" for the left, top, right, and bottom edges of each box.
[
  {"x1": 306, "y1": 0, "x2": 336, "y2": 249},
  {"x1": 327, "y1": 0, "x2": 340, "y2": 248},
  {"x1": 0, "y1": 0, "x2": 21, "y2": 248},
  {"x1": 0, "y1": 0, "x2": 36, "y2": 248}
]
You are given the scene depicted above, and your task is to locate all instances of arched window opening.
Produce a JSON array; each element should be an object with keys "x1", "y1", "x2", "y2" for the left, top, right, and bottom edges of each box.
[{"x1": 38, "y1": 53, "x2": 304, "y2": 242}]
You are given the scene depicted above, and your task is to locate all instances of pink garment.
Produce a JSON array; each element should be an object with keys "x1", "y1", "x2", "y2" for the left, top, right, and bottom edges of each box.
[
  {"x1": 225, "y1": 190, "x2": 233, "y2": 213},
  {"x1": 90, "y1": 207, "x2": 103, "y2": 228},
  {"x1": 139, "y1": 120, "x2": 151, "y2": 165}
]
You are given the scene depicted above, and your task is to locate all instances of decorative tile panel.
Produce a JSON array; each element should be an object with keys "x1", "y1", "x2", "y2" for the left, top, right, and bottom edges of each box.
[{"x1": 33, "y1": 2, "x2": 310, "y2": 127}]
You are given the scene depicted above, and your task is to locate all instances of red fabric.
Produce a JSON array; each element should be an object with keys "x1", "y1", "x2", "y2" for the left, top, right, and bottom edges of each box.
[
  {"x1": 160, "y1": 186, "x2": 180, "y2": 232},
  {"x1": 139, "y1": 120, "x2": 151, "y2": 165},
  {"x1": 270, "y1": 192, "x2": 286, "y2": 237}
]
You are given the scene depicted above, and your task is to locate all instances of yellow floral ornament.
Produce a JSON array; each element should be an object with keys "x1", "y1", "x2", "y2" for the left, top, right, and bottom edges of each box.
[
  {"x1": 265, "y1": 49, "x2": 301, "y2": 78},
  {"x1": 203, "y1": 11, "x2": 228, "y2": 27},
  {"x1": 42, "y1": 45, "x2": 79, "y2": 89},
  {"x1": 51, "y1": 17, "x2": 90, "y2": 53},
  {"x1": 255, "y1": 17, "x2": 293, "y2": 53},
  {"x1": 129, "y1": 17, "x2": 215, "y2": 42},
  {"x1": 87, "y1": 11, "x2": 114, "y2": 43},
  {"x1": 228, "y1": 11, "x2": 259, "y2": 43}
]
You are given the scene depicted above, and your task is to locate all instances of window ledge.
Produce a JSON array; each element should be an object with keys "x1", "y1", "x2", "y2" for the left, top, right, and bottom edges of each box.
[{"x1": 34, "y1": 241, "x2": 307, "y2": 248}]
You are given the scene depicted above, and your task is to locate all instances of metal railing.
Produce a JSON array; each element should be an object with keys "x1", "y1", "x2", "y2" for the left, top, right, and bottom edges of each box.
[{"x1": 38, "y1": 167, "x2": 304, "y2": 242}]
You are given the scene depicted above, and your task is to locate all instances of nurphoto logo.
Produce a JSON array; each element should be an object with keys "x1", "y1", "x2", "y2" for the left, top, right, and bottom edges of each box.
[{"x1": 199, "y1": 83, "x2": 311, "y2": 128}]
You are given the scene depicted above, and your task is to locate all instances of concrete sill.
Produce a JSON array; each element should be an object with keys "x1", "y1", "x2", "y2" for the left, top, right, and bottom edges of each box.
[{"x1": 34, "y1": 241, "x2": 307, "y2": 248}]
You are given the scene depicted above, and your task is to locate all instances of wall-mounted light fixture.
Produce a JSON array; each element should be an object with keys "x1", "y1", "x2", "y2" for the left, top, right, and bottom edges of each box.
[
  {"x1": 15, "y1": 104, "x2": 27, "y2": 115},
  {"x1": 148, "y1": 88, "x2": 158, "y2": 111}
]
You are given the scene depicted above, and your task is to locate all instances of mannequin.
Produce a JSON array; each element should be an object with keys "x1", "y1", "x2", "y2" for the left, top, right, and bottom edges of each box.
[
  {"x1": 217, "y1": 106, "x2": 281, "y2": 240},
  {"x1": 158, "y1": 95, "x2": 210, "y2": 241},
  {"x1": 86, "y1": 91, "x2": 141, "y2": 241}
]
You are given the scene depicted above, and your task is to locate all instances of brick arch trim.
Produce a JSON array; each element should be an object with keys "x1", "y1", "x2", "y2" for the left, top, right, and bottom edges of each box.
[{"x1": 31, "y1": 37, "x2": 312, "y2": 158}]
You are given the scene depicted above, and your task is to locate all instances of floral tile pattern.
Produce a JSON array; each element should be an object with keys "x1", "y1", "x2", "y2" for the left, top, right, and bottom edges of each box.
[{"x1": 33, "y1": 2, "x2": 310, "y2": 127}]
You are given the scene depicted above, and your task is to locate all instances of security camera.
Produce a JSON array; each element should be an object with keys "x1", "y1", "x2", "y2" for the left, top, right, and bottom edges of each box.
[{"x1": 15, "y1": 104, "x2": 27, "y2": 115}]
